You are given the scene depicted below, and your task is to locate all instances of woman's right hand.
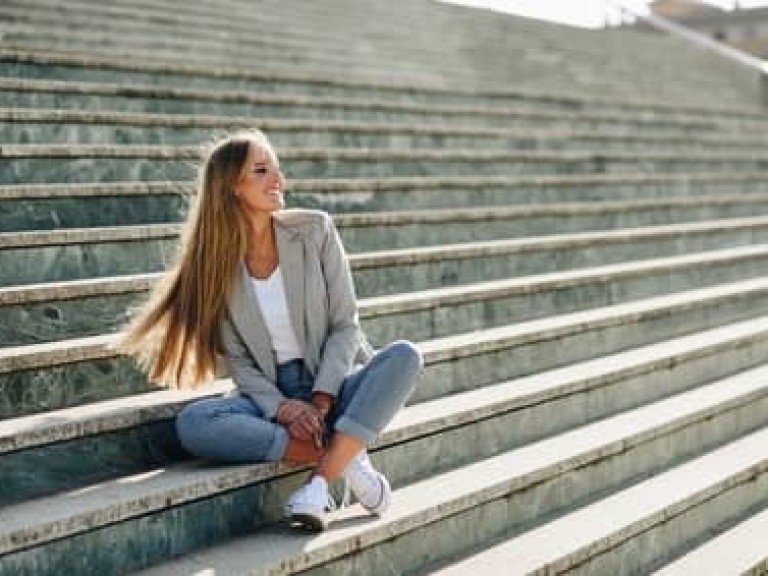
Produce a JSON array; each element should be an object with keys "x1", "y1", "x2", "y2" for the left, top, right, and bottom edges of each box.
[{"x1": 275, "y1": 399, "x2": 325, "y2": 446}]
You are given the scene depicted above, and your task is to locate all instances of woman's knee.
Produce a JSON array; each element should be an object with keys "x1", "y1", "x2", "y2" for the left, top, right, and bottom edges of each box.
[{"x1": 385, "y1": 340, "x2": 424, "y2": 375}]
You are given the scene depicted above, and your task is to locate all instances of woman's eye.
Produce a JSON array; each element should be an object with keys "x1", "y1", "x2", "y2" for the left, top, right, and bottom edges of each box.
[{"x1": 252, "y1": 168, "x2": 268, "y2": 175}]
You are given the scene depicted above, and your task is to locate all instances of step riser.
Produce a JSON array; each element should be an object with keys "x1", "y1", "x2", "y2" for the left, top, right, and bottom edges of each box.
[
  {"x1": 0, "y1": 193, "x2": 190, "y2": 232},
  {"x1": 5, "y1": 155, "x2": 768, "y2": 185},
  {"x1": 4, "y1": 180, "x2": 768, "y2": 232},
  {"x1": 0, "y1": 356, "x2": 150, "y2": 421},
  {"x1": 4, "y1": 223, "x2": 768, "y2": 290},
  {"x1": 300, "y1": 398, "x2": 768, "y2": 576},
  {"x1": 0, "y1": 236, "x2": 177, "y2": 287},
  {"x1": 288, "y1": 179, "x2": 768, "y2": 212},
  {"x1": 4, "y1": 365, "x2": 766, "y2": 576},
  {"x1": 6, "y1": 122, "x2": 760, "y2": 153},
  {"x1": 4, "y1": 248, "x2": 768, "y2": 350},
  {"x1": 341, "y1": 204, "x2": 768, "y2": 252}
]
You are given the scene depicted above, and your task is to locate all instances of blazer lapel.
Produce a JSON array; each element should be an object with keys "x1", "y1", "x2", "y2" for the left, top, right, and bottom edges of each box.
[
  {"x1": 275, "y1": 221, "x2": 308, "y2": 356},
  {"x1": 229, "y1": 262, "x2": 277, "y2": 381}
]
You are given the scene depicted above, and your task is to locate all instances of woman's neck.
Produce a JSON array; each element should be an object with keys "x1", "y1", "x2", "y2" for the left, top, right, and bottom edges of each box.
[{"x1": 245, "y1": 214, "x2": 279, "y2": 279}]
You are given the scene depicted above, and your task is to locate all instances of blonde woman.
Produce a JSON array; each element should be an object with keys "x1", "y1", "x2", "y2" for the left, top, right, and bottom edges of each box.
[{"x1": 122, "y1": 130, "x2": 422, "y2": 531}]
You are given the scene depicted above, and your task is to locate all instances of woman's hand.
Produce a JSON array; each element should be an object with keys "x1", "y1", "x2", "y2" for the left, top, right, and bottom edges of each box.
[
  {"x1": 276, "y1": 399, "x2": 325, "y2": 446},
  {"x1": 311, "y1": 392, "x2": 334, "y2": 419}
]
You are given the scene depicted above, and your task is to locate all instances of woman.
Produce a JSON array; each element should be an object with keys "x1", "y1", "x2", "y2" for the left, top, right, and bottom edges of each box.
[{"x1": 121, "y1": 129, "x2": 422, "y2": 531}]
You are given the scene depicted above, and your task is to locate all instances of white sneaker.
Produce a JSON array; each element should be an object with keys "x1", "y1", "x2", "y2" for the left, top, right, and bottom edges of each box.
[
  {"x1": 343, "y1": 451, "x2": 392, "y2": 516},
  {"x1": 284, "y1": 476, "x2": 336, "y2": 531}
]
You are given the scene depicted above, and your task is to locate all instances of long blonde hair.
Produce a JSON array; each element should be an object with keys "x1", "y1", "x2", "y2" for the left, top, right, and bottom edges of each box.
[{"x1": 120, "y1": 129, "x2": 273, "y2": 388}]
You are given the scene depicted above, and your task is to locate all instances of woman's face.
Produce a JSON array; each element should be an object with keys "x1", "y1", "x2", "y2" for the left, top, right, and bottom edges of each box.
[{"x1": 234, "y1": 142, "x2": 286, "y2": 216}]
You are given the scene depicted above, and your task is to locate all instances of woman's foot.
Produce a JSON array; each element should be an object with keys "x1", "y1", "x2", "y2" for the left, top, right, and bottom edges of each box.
[
  {"x1": 343, "y1": 451, "x2": 392, "y2": 516},
  {"x1": 283, "y1": 476, "x2": 336, "y2": 531}
]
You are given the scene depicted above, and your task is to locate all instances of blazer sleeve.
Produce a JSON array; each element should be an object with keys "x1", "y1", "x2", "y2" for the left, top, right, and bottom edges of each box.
[
  {"x1": 312, "y1": 213, "x2": 363, "y2": 397},
  {"x1": 219, "y1": 312, "x2": 285, "y2": 419}
]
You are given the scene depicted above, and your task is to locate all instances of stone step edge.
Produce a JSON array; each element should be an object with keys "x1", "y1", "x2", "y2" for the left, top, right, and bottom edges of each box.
[
  {"x1": 1, "y1": 172, "x2": 765, "y2": 200},
  {"x1": 3, "y1": 279, "x2": 768, "y2": 451},
  {"x1": 2, "y1": 106, "x2": 761, "y2": 137},
  {"x1": 650, "y1": 506, "x2": 768, "y2": 576},
  {"x1": 8, "y1": 144, "x2": 768, "y2": 161},
  {"x1": 131, "y1": 367, "x2": 768, "y2": 576},
  {"x1": 1, "y1": 48, "x2": 763, "y2": 119},
  {"x1": 4, "y1": 241, "x2": 766, "y2": 309},
  {"x1": 3, "y1": 259, "x2": 768, "y2": 376},
  {"x1": 3, "y1": 330, "x2": 768, "y2": 558},
  {"x1": 2, "y1": 214, "x2": 767, "y2": 257}
]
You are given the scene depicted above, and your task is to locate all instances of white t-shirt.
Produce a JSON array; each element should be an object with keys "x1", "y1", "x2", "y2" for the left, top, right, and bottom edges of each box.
[{"x1": 251, "y1": 267, "x2": 303, "y2": 364}]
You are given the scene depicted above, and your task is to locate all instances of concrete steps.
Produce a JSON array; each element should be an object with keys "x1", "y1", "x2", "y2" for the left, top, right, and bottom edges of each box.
[
  {"x1": 2, "y1": 174, "x2": 767, "y2": 225},
  {"x1": 650, "y1": 506, "x2": 768, "y2": 576},
  {"x1": 0, "y1": 0, "x2": 761, "y2": 108},
  {"x1": 424, "y1": 420, "x2": 768, "y2": 576},
  {"x1": 3, "y1": 240, "x2": 768, "y2": 348},
  {"x1": 5, "y1": 145, "x2": 768, "y2": 185},
  {"x1": 0, "y1": 44, "x2": 761, "y2": 112},
  {"x1": 5, "y1": 215, "x2": 768, "y2": 287},
  {"x1": 1, "y1": 74, "x2": 765, "y2": 127},
  {"x1": 9, "y1": 109, "x2": 768, "y2": 152},
  {"x1": 4, "y1": 246, "x2": 768, "y2": 418},
  {"x1": 129, "y1": 364, "x2": 768, "y2": 576},
  {"x1": 3, "y1": 277, "x2": 768, "y2": 501},
  {"x1": 3, "y1": 0, "x2": 768, "y2": 572},
  {"x1": 1, "y1": 74, "x2": 766, "y2": 135},
  {"x1": 3, "y1": 319, "x2": 768, "y2": 574}
]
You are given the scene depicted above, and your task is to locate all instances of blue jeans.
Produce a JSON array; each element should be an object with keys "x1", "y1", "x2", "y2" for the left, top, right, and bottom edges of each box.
[{"x1": 175, "y1": 340, "x2": 423, "y2": 463}]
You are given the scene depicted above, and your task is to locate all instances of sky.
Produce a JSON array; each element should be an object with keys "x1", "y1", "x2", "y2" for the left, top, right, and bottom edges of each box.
[{"x1": 438, "y1": 0, "x2": 768, "y2": 29}]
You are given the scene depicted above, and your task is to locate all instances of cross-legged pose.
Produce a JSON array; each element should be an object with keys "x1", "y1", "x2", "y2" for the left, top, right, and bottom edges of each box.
[{"x1": 122, "y1": 129, "x2": 422, "y2": 531}]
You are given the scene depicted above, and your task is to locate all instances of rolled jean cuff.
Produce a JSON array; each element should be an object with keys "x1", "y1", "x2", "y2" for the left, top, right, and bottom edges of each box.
[
  {"x1": 334, "y1": 414, "x2": 378, "y2": 445},
  {"x1": 267, "y1": 425, "x2": 290, "y2": 462}
]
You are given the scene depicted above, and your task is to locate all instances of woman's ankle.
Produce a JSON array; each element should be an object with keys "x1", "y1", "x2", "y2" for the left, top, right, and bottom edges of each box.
[{"x1": 282, "y1": 437, "x2": 326, "y2": 464}]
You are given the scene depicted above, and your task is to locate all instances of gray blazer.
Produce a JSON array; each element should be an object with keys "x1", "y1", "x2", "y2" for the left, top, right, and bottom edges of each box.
[{"x1": 219, "y1": 209, "x2": 373, "y2": 419}]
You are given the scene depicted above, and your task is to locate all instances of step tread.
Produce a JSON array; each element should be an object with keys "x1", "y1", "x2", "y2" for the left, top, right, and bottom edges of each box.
[{"x1": 132, "y1": 366, "x2": 768, "y2": 576}]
